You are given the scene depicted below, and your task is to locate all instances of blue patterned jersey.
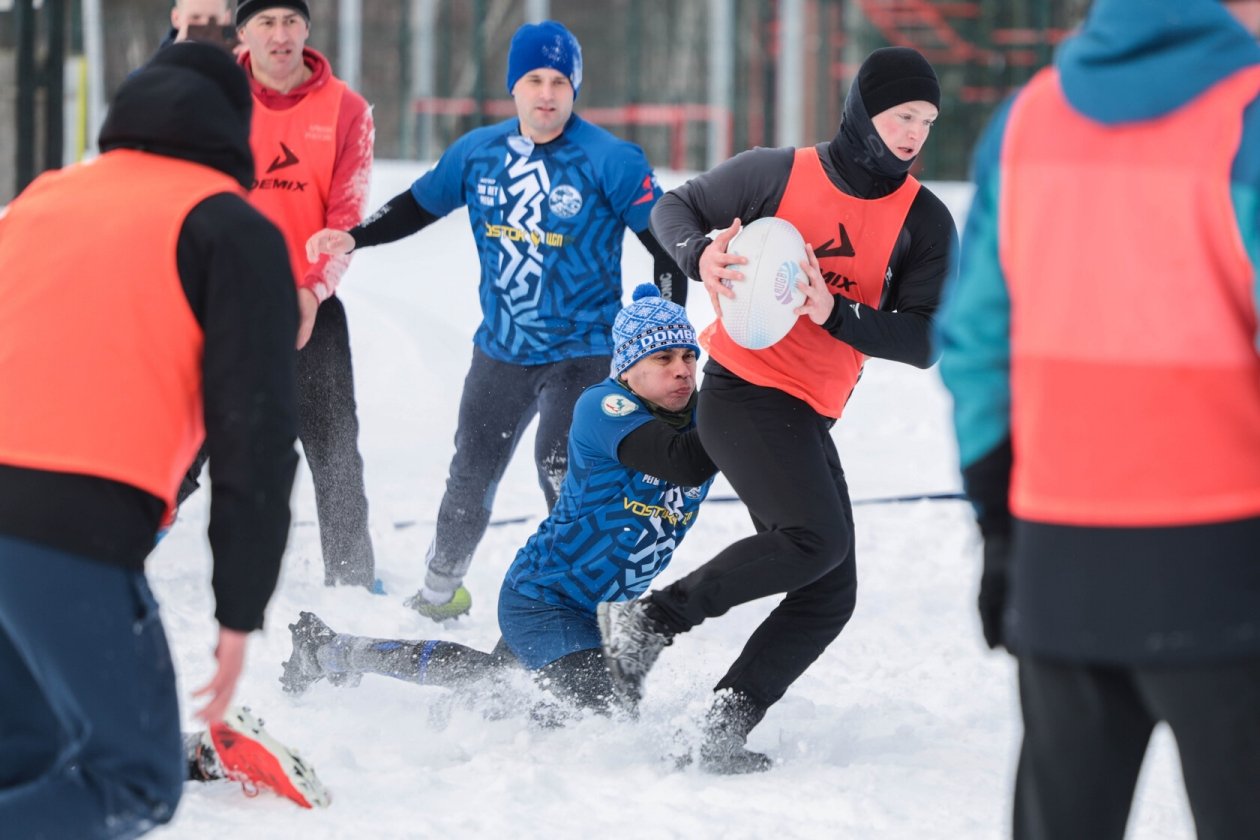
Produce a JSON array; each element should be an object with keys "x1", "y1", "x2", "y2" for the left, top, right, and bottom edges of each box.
[
  {"x1": 411, "y1": 115, "x2": 663, "y2": 365},
  {"x1": 503, "y1": 379, "x2": 712, "y2": 613}
]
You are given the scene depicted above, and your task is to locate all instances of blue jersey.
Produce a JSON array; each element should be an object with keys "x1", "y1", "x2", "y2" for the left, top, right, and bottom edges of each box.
[
  {"x1": 411, "y1": 115, "x2": 663, "y2": 365},
  {"x1": 503, "y1": 379, "x2": 712, "y2": 614}
]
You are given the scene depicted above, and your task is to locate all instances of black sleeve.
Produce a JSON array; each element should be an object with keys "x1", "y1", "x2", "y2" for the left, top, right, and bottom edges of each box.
[
  {"x1": 961, "y1": 437, "x2": 1013, "y2": 540},
  {"x1": 178, "y1": 193, "x2": 301, "y2": 632},
  {"x1": 635, "y1": 227, "x2": 688, "y2": 306},
  {"x1": 649, "y1": 147, "x2": 795, "y2": 281},
  {"x1": 348, "y1": 189, "x2": 441, "y2": 249},
  {"x1": 616, "y1": 422, "x2": 717, "y2": 487},
  {"x1": 819, "y1": 187, "x2": 958, "y2": 369}
]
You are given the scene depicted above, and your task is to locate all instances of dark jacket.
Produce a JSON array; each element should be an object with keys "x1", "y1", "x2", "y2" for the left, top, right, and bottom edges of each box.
[{"x1": 0, "y1": 43, "x2": 299, "y2": 632}]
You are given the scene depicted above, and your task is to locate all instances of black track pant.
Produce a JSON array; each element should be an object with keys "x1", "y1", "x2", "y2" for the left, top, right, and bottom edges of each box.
[
  {"x1": 179, "y1": 296, "x2": 374, "y2": 586},
  {"x1": 424, "y1": 348, "x2": 610, "y2": 593},
  {"x1": 1015, "y1": 655, "x2": 1260, "y2": 840},
  {"x1": 649, "y1": 367, "x2": 857, "y2": 709},
  {"x1": 318, "y1": 633, "x2": 614, "y2": 711},
  {"x1": 298, "y1": 296, "x2": 374, "y2": 585}
]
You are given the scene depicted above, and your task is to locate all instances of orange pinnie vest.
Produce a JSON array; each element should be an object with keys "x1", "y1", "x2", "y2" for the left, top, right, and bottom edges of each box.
[
  {"x1": 247, "y1": 75, "x2": 345, "y2": 287},
  {"x1": 0, "y1": 151, "x2": 239, "y2": 505},
  {"x1": 1000, "y1": 67, "x2": 1260, "y2": 526},
  {"x1": 702, "y1": 147, "x2": 920, "y2": 418}
]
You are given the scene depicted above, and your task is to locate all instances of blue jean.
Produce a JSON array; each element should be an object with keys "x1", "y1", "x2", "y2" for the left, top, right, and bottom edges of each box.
[{"x1": 0, "y1": 535, "x2": 183, "y2": 839}]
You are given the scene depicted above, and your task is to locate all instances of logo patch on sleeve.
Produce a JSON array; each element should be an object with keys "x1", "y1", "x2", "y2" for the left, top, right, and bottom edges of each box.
[{"x1": 601, "y1": 394, "x2": 638, "y2": 417}]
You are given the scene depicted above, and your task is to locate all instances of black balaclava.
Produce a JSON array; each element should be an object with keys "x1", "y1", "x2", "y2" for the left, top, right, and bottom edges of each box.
[{"x1": 834, "y1": 47, "x2": 941, "y2": 182}]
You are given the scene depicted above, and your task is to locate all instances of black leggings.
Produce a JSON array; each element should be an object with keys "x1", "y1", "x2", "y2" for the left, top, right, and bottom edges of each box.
[
  {"x1": 650, "y1": 365, "x2": 857, "y2": 709},
  {"x1": 175, "y1": 296, "x2": 374, "y2": 586}
]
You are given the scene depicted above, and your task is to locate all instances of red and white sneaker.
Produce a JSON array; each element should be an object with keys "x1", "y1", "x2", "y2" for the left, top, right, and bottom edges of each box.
[{"x1": 202, "y1": 706, "x2": 331, "y2": 809}]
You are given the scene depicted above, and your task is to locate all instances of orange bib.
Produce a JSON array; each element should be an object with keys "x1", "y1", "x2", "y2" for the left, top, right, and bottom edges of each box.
[
  {"x1": 0, "y1": 150, "x2": 239, "y2": 504},
  {"x1": 702, "y1": 147, "x2": 919, "y2": 418},
  {"x1": 248, "y1": 77, "x2": 345, "y2": 285},
  {"x1": 1000, "y1": 66, "x2": 1260, "y2": 526}
]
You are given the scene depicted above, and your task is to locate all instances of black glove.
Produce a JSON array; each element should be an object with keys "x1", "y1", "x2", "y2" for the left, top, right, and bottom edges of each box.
[{"x1": 978, "y1": 532, "x2": 1011, "y2": 649}]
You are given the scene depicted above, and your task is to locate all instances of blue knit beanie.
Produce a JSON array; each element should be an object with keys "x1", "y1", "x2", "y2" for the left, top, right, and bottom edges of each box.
[
  {"x1": 506, "y1": 20, "x2": 583, "y2": 98},
  {"x1": 611, "y1": 284, "x2": 700, "y2": 377}
]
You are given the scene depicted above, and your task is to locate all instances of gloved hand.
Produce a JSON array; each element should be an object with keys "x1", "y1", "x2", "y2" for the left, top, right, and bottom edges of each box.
[{"x1": 978, "y1": 532, "x2": 1011, "y2": 649}]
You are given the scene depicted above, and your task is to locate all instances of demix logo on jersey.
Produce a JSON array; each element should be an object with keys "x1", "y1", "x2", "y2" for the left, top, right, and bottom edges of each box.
[
  {"x1": 254, "y1": 141, "x2": 308, "y2": 191},
  {"x1": 265, "y1": 142, "x2": 300, "y2": 174}
]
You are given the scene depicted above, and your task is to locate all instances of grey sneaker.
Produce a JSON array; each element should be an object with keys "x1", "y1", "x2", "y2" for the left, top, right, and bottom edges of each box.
[
  {"x1": 596, "y1": 600, "x2": 673, "y2": 711},
  {"x1": 279, "y1": 611, "x2": 345, "y2": 694}
]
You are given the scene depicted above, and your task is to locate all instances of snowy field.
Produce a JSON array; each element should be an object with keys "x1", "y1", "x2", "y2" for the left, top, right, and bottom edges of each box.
[{"x1": 148, "y1": 163, "x2": 1196, "y2": 839}]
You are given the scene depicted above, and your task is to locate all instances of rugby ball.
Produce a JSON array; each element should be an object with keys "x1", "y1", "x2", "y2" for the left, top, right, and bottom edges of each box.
[{"x1": 719, "y1": 217, "x2": 808, "y2": 350}]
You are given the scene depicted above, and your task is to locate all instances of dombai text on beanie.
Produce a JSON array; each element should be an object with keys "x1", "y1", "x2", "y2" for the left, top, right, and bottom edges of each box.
[
  {"x1": 236, "y1": 0, "x2": 310, "y2": 29},
  {"x1": 612, "y1": 284, "x2": 700, "y2": 377},
  {"x1": 506, "y1": 20, "x2": 583, "y2": 97},
  {"x1": 857, "y1": 46, "x2": 940, "y2": 116}
]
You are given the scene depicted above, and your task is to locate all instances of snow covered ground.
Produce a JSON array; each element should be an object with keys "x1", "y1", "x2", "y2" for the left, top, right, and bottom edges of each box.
[{"x1": 148, "y1": 163, "x2": 1196, "y2": 839}]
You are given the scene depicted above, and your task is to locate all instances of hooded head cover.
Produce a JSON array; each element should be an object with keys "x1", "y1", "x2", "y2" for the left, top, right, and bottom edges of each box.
[
  {"x1": 612, "y1": 284, "x2": 700, "y2": 376},
  {"x1": 99, "y1": 40, "x2": 255, "y2": 188},
  {"x1": 835, "y1": 46, "x2": 940, "y2": 181},
  {"x1": 506, "y1": 20, "x2": 583, "y2": 98},
  {"x1": 235, "y1": 0, "x2": 310, "y2": 28},
  {"x1": 856, "y1": 46, "x2": 941, "y2": 116}
]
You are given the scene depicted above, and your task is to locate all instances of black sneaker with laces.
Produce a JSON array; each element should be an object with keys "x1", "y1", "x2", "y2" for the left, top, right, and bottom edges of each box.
[{"x1": 596, "y1": 599, "x2": 673, "y2": 711}]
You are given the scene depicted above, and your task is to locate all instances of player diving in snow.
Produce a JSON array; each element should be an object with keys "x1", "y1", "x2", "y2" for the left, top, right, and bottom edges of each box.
[{"x1": 280, "y1": 287, "x2": 730, "y2": 766}]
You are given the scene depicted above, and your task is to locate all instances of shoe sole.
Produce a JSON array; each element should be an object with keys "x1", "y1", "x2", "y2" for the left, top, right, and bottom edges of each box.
[
  {"x1": 279, "y1": 614, "x2": 331, "y2": 695},
  {"x1": 210, "y1": 708, "x2": 331, "y2": 809}
]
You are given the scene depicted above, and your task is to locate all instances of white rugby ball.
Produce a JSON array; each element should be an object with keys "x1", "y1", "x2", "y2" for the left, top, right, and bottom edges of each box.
[{"x1": 719, "y1": 217, "x2": 808, "y2": 350}]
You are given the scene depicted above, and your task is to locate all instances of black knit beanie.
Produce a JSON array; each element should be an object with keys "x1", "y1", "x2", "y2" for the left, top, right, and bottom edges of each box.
[
  {"x1": 99, "y1": 41, "x2": 255, "y2": 187},
  {"x1": 857, "y1": 47, "x2": 941, "y2": 116},
  {"x1": 147, "y1": 39, "x2": 252, "y2": 121},
  {"x1": 236, "y1": 0, "x2": 310, "y2": 28}
]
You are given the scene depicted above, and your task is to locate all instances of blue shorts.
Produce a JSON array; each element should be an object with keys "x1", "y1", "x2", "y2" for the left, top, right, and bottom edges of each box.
[{"x1": 498, "y1": 586, "x2": 601, "y2": 670}]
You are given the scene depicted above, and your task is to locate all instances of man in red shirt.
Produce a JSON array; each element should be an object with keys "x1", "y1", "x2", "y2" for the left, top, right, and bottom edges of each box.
[{"x1": 235, "y1": 0, "x2": 379, "y2": 589}]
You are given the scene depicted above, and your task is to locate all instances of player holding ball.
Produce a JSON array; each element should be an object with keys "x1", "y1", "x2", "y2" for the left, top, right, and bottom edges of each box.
[{"x1": 597, "y1": 47, "x2": 958, "y2": 774}]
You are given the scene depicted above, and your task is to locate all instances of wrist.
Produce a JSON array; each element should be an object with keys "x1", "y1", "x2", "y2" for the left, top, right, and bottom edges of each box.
[{"x1": 821, "y1": 295, "x2": 847, "y2": 331}]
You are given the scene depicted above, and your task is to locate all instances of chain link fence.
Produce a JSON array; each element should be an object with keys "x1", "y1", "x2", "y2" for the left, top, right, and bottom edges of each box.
[{"x1": 0, "y1": 0, "x2": 1089, "y2": 204}]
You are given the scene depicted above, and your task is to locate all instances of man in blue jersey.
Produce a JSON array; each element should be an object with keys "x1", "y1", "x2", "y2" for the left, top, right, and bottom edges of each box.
[
  {"x1": 306, "y1": 21, "x2": 686, "y2": 621},
  {"x1": 279, "y1": 285, "x2": 712, "y2": 714}
]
